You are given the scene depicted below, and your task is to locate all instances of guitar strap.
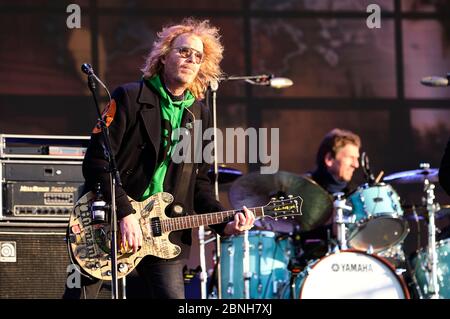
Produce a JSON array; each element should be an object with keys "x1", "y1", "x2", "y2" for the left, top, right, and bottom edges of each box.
[{"x1": 170, "y1": 102, "x2": 202, "y2": 217}]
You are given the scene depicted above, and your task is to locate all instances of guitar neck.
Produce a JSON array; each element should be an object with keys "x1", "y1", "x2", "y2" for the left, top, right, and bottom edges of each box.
[{"x1": 162, "y1": 207, "x2": 264, "y2": 233}]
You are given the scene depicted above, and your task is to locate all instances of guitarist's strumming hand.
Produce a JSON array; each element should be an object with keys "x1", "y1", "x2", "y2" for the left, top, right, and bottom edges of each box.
[
  {"x1": 119, "y1": 214, "x2": 143, "y2": 253},
  {"x1": 223, "y1": 206, "x2": 255, "y2": 236}
]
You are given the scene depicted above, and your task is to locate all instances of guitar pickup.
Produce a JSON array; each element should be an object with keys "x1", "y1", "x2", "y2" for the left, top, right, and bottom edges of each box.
[{"x1": 150, "y1": 217, "x2": 162, "y2": 237}]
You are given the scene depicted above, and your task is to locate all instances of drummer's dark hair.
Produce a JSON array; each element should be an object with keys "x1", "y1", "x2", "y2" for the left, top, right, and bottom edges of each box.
[{"x1": 316, "y1": 128, "x2": 361, "y2": 168}]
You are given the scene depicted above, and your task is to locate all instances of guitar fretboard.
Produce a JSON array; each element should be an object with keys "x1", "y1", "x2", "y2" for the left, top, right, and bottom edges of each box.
[{"x1": 161, "y1": 207, "x2": 264, "y2": 232}]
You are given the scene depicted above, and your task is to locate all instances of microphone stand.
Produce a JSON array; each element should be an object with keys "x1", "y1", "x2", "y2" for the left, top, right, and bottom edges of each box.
[
  {"x1": 210, "y1": 81, "x2": 222, "y2": 299},
  {"x1": 199, "y1": 81, "x2": 221, "y2": 299},
  {"x1": 85, "y1": 71, "x2": 122, "y2": 299},
  {"x1": 206, "y1": 74, "x2": 277, "y2": 299}
]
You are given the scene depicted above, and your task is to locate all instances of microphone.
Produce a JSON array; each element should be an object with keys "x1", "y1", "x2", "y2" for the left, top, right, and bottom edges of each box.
[
  {"x1": 80, "y1": 63, "x2": 112, "y2": 101},
  {"x1": 361, "y1": 152, "x2": 375, "y2": 185},
  {"x1": 421, "y1": 74, "x2": 449, "y2": 87},
  {"x1": 81, "y1": 63, "x2": 94, "y2": 76},
  {"x1": 269, "y1": 77, "x2": 293, "y2": 89},
  {"x1": 251, "y1": 74, "x2": 294, "y2": 89}
]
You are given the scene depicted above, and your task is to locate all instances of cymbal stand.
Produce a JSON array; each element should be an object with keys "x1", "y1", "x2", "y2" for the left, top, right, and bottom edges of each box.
[
  {"x1": 333, "y1": 192, "x2": 354, "y2": 250},
  {"x1": 423, "y1": 176, "x2": 440, "y2": 298}
]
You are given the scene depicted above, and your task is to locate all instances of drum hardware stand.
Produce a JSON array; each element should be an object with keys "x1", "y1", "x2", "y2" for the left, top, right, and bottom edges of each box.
[
  {"x1": 288, "y1": 273, "x2": 299, "y2": 299},
  {"x1": 257, "y1": 240, "x2": 263, "y2": 295},
  {"x1": 326, "y1": 229, "x2": 342, "y2": 255},
  {"x1": 198, "y1": 226, "x2": 208, "y2": 299},
  {"x1": 333, "y1": 192, "x2": 354, "y2": 250},
  {"x1": 326, "y1": 229, "x2": 334, "y2": 254},
  {"x1": 225, "y1": 243, "x2": 235, "y2": 297},
  {"x1": 406, "y1": 257, "x2": 425, "y2": 299},
  {"x1": 411, "y1": 205, "x2": 422, "y2": 250},
  {"x1": 422, "y1": 163, "x2": 440, "y2": 299},
  {"x1": 204, "y1": 231, "x2": 219, "y2": 298},
  {"x1": 243, "y1": 230, "x2": 252, "y2": 299},
  {"x1": 287, "y1": 258, "x2": 302, "y2": 299}
]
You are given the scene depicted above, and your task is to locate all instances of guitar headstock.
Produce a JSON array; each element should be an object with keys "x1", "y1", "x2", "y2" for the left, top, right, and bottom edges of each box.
[{"x1": 263, "y1": 195, "x2": 303, "y2": 220}]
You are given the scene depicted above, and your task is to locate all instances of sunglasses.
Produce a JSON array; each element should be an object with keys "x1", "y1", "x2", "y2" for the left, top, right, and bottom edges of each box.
[{"x1": 173, "y1": 46, "x2": 204, "y2": 64}]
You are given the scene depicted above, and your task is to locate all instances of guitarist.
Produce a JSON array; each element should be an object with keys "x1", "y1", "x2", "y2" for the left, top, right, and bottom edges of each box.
[{"x1": 63, "y1": 18, "x2": 255, "y2": 299}]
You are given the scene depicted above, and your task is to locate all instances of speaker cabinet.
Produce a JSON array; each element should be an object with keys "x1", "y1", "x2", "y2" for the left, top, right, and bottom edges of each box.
[
  {"x1": 0, "y1": 223, "x2": 71, "y2": 298},
  {"x1": 0, "y1": 223, "x2": 153, "y2": 299}
]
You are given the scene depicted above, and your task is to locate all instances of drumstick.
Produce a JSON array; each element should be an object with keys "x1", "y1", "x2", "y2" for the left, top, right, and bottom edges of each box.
[{"x1": 375, "y1": 170, "x2": 384, "y2": 183}]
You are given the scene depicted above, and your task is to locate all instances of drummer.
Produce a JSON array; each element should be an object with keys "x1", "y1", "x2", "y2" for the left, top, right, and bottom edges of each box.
[{"x1": 299, "y1": 128, "x2": 361, "y2": 261}]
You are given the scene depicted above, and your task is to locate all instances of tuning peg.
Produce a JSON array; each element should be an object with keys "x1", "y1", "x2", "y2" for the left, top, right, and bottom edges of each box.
[
  {"x1": 288, "y1": 195, "x2": 293, "y2": 199},
  {"x1": 283, "y1": 216, "x2": 287, "y2": 220},
  {"x1": 270, "y1": 197, "x2": 276, "y2": 202},
  {"x1": 279, "y1": 196, "x2": 285, "y2": 200}
]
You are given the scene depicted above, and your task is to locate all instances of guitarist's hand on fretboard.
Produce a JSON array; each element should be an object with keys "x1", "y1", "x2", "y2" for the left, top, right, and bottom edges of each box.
[
  {"x1": 223, "y1": 206, "x2": 255, "y2": 236},
  {"x1": 119, "y1": 214, "x2": 143, "y2": 253}
]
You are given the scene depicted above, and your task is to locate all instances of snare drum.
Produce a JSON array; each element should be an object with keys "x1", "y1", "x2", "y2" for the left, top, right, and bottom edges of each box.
[
  {"x1": 348, "y1": 183, "x2": 409, "y2": 252},
  {"x1": 286, "y1": 250, "x2": 409, "y2": 299},
  {"x1": 220, "y1": 230, "x2": 294, "y2": 299},
  {"x1": 413, "y1": 238, "x2": 450, "y2": 299}
]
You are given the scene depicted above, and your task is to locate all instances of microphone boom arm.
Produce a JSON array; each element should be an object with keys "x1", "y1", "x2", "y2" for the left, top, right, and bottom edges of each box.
[
  {"x1": 220, "y1": 74, "x2": 273, "y2": 86},
  {"x1": 219, "y1": 74, "x2": 293, "y2": 88}
]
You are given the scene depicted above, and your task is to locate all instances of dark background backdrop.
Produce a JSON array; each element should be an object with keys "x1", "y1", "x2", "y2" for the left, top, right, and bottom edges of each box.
[{"x1": 1, "y1": 0, "x2": 449, "y2": 292}]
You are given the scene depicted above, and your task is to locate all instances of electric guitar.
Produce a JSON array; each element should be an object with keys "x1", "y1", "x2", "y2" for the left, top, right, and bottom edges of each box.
[{"x1": 67, "y1": 191, "x2": 302, "y2": 280}]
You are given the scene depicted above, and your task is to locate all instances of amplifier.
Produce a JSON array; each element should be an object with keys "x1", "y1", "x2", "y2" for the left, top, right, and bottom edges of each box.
[
  {"x1": 1, "y1": 160, "x2": 84, "y2": 221},
  {"x1": 2, "y1": 181, "x2": 83, "y2": 221},
  {"x1": 0, "y1": 134, "x2": 89, "y2": 160},
  {"x1": 0, "y1": 223, "x2": 146, "y2": 299},
  {"x1": 0, "y1": 224, "x2": 70, "y2": 298},
  {"x1": 0, "y1": 223, "x2": 116, "y2": 298}
]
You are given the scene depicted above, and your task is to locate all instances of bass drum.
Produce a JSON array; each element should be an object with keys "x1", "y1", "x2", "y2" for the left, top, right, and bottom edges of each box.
[{"x1": 286, "y1": 250, "x2": 410, "y2": 299}]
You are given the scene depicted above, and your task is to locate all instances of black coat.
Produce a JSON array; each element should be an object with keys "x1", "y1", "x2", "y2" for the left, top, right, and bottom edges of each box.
[{"x1": 82, "y1": 80, "x2": 225, "y2": 259}]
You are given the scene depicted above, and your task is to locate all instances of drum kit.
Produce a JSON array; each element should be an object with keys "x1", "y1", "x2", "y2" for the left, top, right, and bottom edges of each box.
[{"x1": 206, "y1": 164, "x2": 450, "y2": 299}]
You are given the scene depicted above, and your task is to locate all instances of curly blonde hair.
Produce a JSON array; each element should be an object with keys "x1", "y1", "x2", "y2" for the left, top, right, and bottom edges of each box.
[{"x1": 141, "y1": 18, "x2": 224, "y2": 100}]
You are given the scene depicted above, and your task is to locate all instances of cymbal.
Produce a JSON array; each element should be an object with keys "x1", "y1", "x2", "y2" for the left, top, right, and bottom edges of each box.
[
  {"x1": 207, "y1": 165, "x2": 243, "y2": 184},
  {"x1": 228, "y1": 170, "x2": 333, "y2": 231},
  {"x1": 383, "y1": 168, "x2": 439, "y2": 184}
]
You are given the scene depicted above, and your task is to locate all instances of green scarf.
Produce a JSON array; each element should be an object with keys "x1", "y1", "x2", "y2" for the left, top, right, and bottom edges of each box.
[{"x1": 141, "y1": 75, "x2": 195, "y2": 200}]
